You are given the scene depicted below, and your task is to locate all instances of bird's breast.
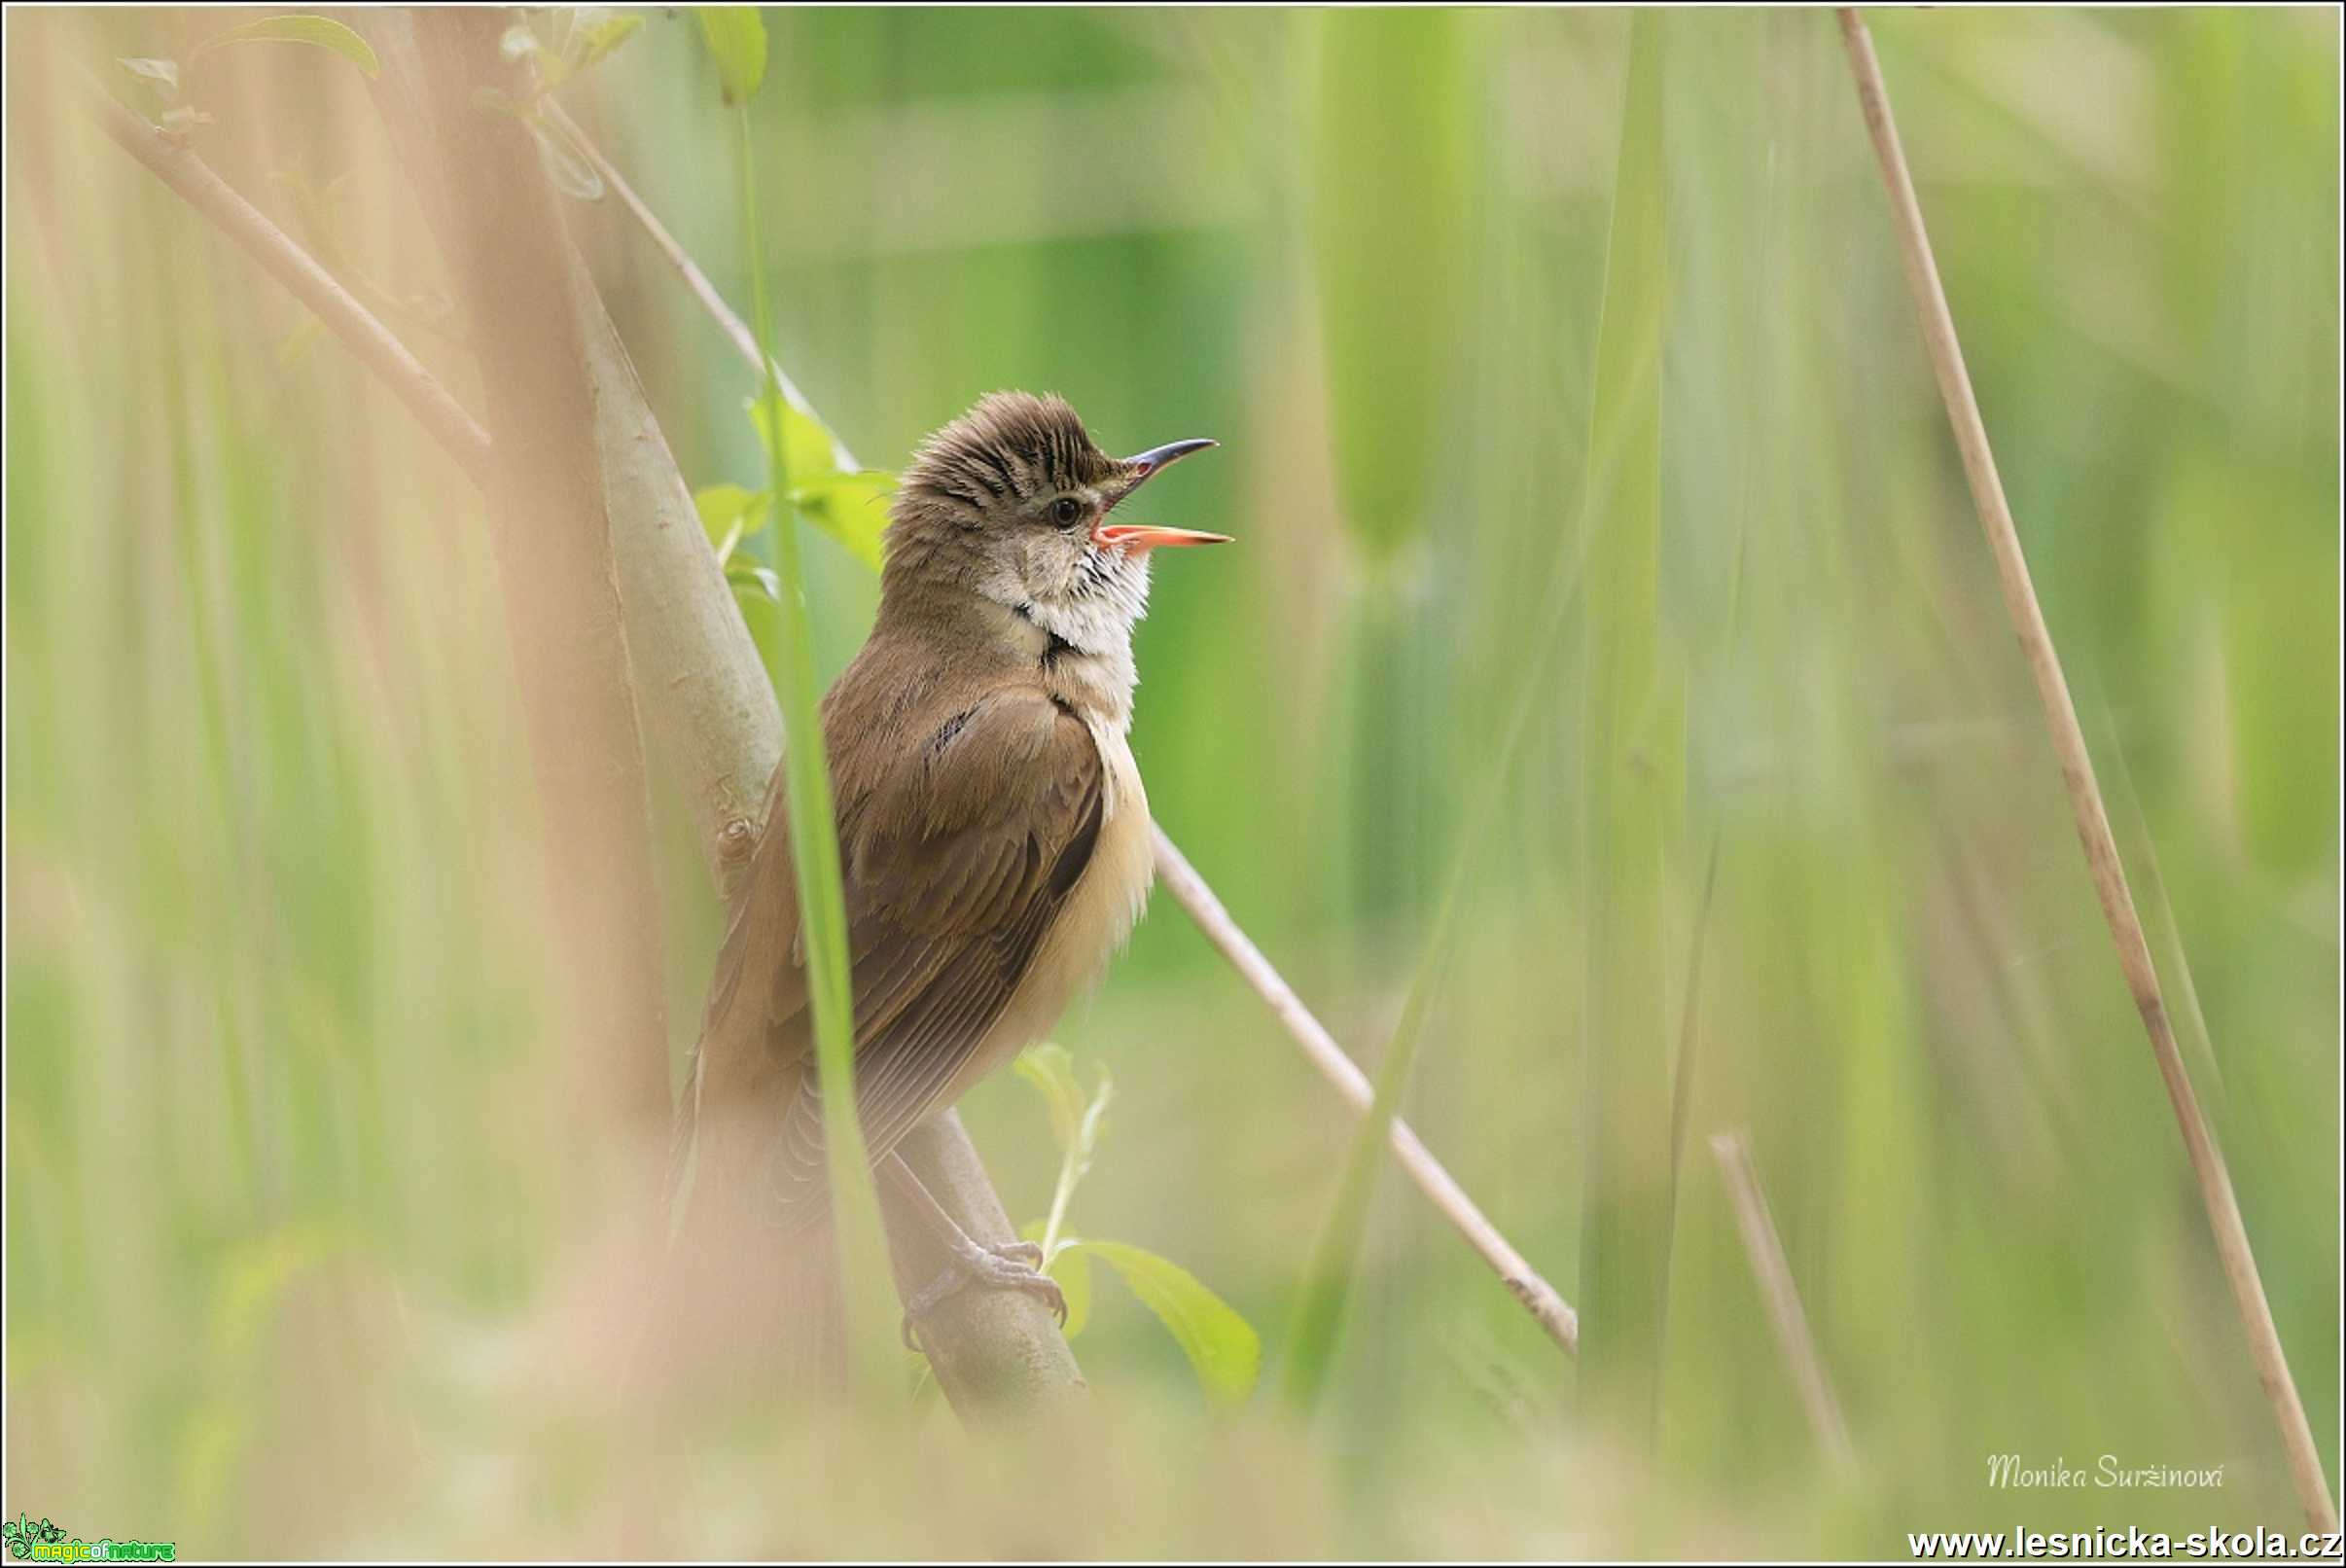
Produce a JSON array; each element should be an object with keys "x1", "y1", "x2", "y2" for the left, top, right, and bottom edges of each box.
[
  {"x1": 951, "y1": 727, "x2": 1154, "y2": 1101},
  {"x1": 1067, "y1": 724, "x2": 1155, "y2": 956}
]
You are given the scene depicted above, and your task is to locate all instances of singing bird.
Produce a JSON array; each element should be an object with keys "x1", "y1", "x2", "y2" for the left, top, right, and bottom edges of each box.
[{"x1": 673, "y1": 391, "x2": 1226, "y2": 1336}]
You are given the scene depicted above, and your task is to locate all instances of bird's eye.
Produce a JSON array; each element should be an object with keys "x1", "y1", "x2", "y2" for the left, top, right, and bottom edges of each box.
[{"x1": 1050, "y1": 496, "x2": 1084, "y2": 527}]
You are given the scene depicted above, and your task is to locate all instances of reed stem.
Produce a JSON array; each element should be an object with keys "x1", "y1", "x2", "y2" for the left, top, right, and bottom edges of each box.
[{"x1": 1837, "y1": 9, "x2": 2335, "y2": 1531}]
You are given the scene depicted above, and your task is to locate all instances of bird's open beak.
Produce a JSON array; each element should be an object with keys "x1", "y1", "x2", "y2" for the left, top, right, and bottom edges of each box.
[{"x1": 1095, "y1": 439, "x2": 1231, "y2": 553}]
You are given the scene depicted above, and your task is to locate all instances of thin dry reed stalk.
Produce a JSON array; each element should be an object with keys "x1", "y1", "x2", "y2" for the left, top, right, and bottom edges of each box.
[
  {"x1": 1709, "y1": 1130, "x2": 1855, "y2": 1472},
  {"x1": 1837, "y1": 8, "x2": 2336, "y2": 1532}
]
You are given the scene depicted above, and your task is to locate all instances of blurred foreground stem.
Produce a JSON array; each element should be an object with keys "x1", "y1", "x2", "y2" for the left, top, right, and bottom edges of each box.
[{"x1": 349, "y1": 9, "x2": 671, "y2": 1136}]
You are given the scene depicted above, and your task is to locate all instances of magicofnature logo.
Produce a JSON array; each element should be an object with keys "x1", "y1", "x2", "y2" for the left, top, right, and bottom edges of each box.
[{"x1": 1, "y1": 1513, "x2": 174, "y2": 1562}]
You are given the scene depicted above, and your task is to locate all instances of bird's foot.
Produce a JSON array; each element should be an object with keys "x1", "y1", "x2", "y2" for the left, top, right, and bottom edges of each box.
[{"x1": 900, "y1": 1240, "x2": 1066, "y2": 1350}]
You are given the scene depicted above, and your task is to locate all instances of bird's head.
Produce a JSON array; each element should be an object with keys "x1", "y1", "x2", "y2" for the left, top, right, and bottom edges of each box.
[{"x1": 883, "y1": 391, "x2": 1225, "y2": 656}]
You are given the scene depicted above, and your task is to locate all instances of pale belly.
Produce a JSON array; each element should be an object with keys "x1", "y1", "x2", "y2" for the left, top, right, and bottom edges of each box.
[{"x1": 943, "y1": 728, "x2": 1155, "y2": 1105}]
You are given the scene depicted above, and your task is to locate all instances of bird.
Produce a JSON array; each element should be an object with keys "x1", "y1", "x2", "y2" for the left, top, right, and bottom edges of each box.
[{"x1": 669, "y1": 390, "x2": 1226, "y2": 1342}]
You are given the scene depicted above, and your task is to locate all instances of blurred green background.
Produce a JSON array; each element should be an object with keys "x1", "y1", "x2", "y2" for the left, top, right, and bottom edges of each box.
[{"x1": 5, "y1": 6, "x2": 2338, "y2": 1557}]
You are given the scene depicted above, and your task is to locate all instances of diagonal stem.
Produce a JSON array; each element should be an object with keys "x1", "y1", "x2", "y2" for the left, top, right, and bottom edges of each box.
[
  {"x1": 1837, "y1": 9, "x2": 2335, "y2": 1532},
  {"x1": 545, "y1": 100, "x2": 858, "y2": 473},
  {"x1": 67, "y1": 62, "x2": 491, "y2": 483},
  {"x1": 1155, "y1": 838, "x2": 1580, "y2": 1357},
  {"x1": 1710, "y1": 1130, "x2": 1855, "y2": 1473}
]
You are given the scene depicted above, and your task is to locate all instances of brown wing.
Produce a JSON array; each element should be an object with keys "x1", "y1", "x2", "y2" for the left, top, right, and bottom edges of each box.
[{"x1": 672, "y1": 687, "x2": 1104, "y2": 1225}]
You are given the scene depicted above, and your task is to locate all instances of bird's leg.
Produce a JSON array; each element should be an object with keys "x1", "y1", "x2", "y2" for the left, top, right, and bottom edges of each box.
[{"x1": 879, "y1": 1153, "x2": 1067, "y2": 1348}]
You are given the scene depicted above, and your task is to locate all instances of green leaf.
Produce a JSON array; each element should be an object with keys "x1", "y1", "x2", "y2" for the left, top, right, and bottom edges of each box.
[
  {"x1": 1019, "y1": 1219, "x2": 1094, "y2": 1339},
  {"x1": 580, "y1": 12, "x2": 646, "y2": 68},
  {"x1": 748, "y1": 399, "x2": 893, "y2": 570},
  {"x1": 1016, "y1": 1042, "x2": 1114, "y2": 1265},
  {"x1": 791, "y1": 471, "x2": 894, "y2": 572},
  {"x1": 1014, "y1": 1042, "x2": 1113, "y2": 1196},
  {"x1": 1013, "y1": 1044, "x2": 1086, "y2": 1158},
  {"x1": 695, "y1": 6, "x2": 767, "y2": 105},
  {"x1": 693, "y1": 482, "x2": 770, "y2": 558},
  {"x1": 726, "y1": 559, "x2": 781, "y2": 603},
  {"x1": 729, "y1": 584, "x2": 783, "y2": 698},
  {"x1": 117, "y1": 56, "x2": 182, "y2": 96},
  {"x1": 1079, "y1": 1240, "x2": 1261, "y2": 1408},
  {"x1": 193, "y1": 16, "x2": 379, "y2": 79},
  {"x1": 748, "y1": 395, "x2": 843, "y2": 483}
]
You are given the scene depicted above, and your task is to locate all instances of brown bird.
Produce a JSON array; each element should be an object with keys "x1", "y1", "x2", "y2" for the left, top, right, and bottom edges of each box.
[{"x1": 672, "y1": 390, "x2": 1226, "y2": 1337}]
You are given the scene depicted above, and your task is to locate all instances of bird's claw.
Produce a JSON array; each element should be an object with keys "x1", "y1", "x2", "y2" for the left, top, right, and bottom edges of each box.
[{"x1": 900, "y1": 1241, "x2": 1066, "y2": 1350}]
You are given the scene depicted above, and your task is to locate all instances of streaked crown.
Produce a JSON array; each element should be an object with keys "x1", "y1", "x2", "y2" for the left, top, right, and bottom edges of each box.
[{"x1": 900, "y1": 390, "x2": 1124, "y2": 514}]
